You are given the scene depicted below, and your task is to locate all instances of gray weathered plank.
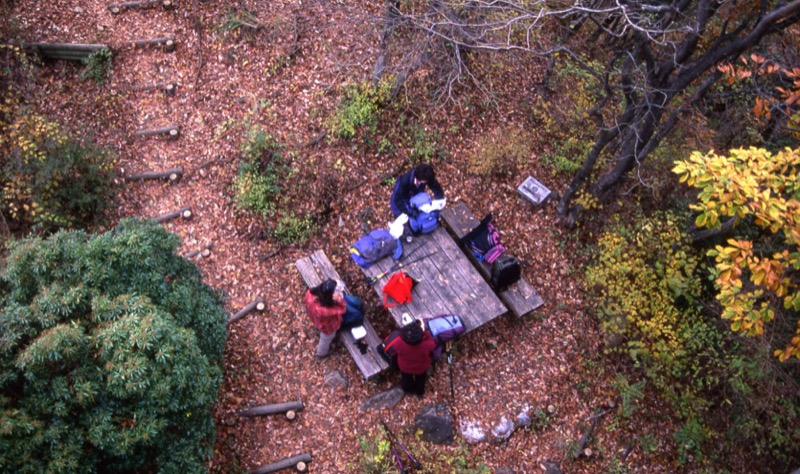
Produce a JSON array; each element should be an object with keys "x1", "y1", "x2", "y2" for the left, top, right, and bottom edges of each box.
[
  {"x1": 440, "y1": 202, "x2": 544, "y2": 318},
  {"x1": 295, "y1": 251, "x2": 389, "y2": 380},
  {"x1": 361, "y1": 226, "x2": 507, "y2": 334}
]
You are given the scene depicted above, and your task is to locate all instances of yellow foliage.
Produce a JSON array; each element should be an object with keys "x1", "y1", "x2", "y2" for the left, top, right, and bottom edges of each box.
[
  {"x1": 674, "y1": 147, "x2": 800, "y2": 360},
  {"x1": 467, "y1": 124, "x2": 533, "y2": 176}
]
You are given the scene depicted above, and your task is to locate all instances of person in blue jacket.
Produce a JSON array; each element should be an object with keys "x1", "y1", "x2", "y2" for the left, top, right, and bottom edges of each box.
[{"x1": 390, "y1": 163, "x2": 445, "y2": 217}]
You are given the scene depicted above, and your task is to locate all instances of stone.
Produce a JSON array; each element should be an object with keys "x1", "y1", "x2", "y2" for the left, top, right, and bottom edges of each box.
[
  {"x1": 516, "y1": 409, "x2": 532, "y2": 428},
  {"x1": 491, "y1": 416, "x2": 516, "y2": 443},
  {"x1": 414, "y1": 403, "x2": 454, "y2": 445},
  {"x1": 459, "y1": 419, "x2": 486, "y2": 444},
  {"x1": 359, "y1": 386, "x2": 405, "y2": 412},
  {"x1": 323, "y1": 370, "x2": 348, "y2": 390},
  {"x1": 496, "y1": 468, "x2": 515, "y2": 474},
  {"x1": 542, "y1": 460, "x2": 563, "y2": 474}
]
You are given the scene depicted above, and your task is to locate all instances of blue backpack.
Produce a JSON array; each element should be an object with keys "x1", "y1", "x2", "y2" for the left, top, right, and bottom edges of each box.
[
  {"x1": 408, "y1": 192, "x2": 439, "y2": 234},
  {"x1": 341, "y1": 294, "x2": 365, "y2": 329},
  {"x1": 349, "y1": 229, "x2": 402, "y2": 268}
]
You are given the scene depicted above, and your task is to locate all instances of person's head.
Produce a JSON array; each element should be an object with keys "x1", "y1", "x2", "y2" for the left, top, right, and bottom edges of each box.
[
  {"x1": 413, "y1": 163, "x2": 435, "y2": 187},
  {"x1": 401, "y1": 320, "x2": 424, "y2": 345},
  {"x1": 310, "y1": 278, "x2": 337, "y2": 307}
]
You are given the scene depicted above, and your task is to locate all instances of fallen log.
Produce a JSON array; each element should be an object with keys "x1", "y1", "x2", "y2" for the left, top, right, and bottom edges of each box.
[
  {"x1": 133, "y1": 36, "x2": 176, "y2": 52},
  {"x1": 572, "y1": 410, "x2": 607, "y2": 459},
  {"x1": 108, "y1": 0, "x2": 172, "y2": 14},
  {"x1": 227, "y1": 297, "x2": 265, "y2": 326},
  {"x1": 237, "y1": 400, "x2": 304, "y2": 418},
  {"x1": 125, "y1": 167, "x2": 183, "y2": 184},
  {"x1": 153, "y1": 206, "x2": 191, "y2": 223},
  {"x1": 25, "y1": 43, "x2": 108, "y2": 61},
  {"x1": 251, "y1": 453, "x2": 312, "y2": 474},
  {"x1": 125, "y1": 81, "x2": 177, "y2": 95},
  {"x1": 184, "y1": 248, "x2": 211, "y2": 259},
  {"x1": 133, "y1": 125, "x2": 180, "y2": 140}
]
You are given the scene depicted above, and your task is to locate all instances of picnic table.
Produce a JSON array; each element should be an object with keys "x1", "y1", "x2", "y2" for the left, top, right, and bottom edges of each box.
[{"x1": 361, "y1": 225, "x2": 507, "y2": 334}]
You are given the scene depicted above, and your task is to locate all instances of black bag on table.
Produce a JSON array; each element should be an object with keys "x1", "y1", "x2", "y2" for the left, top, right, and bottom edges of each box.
[{"x1": 491, "y1": 255, "x2": 521, "y2": 289}]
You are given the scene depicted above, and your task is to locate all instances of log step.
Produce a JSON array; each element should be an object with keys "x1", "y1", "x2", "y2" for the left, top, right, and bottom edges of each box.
[
  {"x1": 125, "y1": 166, "x2": 183, "y2": 183},
  {"x1": 109, "y1": 0, "x2": 173, "y2": 14},
  {"x1": 133, "y1": 125, "x2": 180, "y2": 140},
  {"x1": 153, "y1": 206, "x2": 191, "y2": 223},
  {"x1": 24, "y1": 43, "x2": 109, "y2": 61},
  {"x1": 133, "y1": 36, "x2": 176, "y2": 52},
  {"x1": 227, "y1": 298, "x2": 266, "y2": 326},
  {"x1": 251, "y1": 453, "x2": 312, "y2": 474}
]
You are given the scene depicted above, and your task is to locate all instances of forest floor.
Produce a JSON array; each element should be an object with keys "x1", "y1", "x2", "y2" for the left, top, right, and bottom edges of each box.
[{"x1": 2, "y1": 1, "x2": 703, "y2": 473}]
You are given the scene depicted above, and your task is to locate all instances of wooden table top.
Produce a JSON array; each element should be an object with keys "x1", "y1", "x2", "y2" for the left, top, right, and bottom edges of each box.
[{"x1": 361, "y1": 225, "x2": 507, "y2": 334}]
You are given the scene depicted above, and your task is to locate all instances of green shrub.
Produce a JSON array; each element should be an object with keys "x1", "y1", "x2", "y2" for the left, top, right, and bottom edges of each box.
[
  {"x1": 1, "y1": 113, "x2": 117, "y2": 231},
  {"x1": 273, "y1": 212, "x2": 315, "y2": 244},
  {"x1": 612, "y1": 374, "x2": 645, "y2": 418},
  {"x1": 467, "y1": 124, "x2": 533, "y2": 176},
  {"x1": 219, "y1": 8, "x2": 260, "y2": 33},
  {"x1": 0, "y1": 219, "x2": 227, "y2": 473},
  {"x1": 409, "y1": 124, "x2": 446, "y2": 164},
  {"x1": 352, "y1": 424, "x2": 489, "y2": 474},
  {"x1": 327, "y1": 80, "x2": 391, "y2": 141},
  {"x1": 674, "y1": 417, "x2": 706, "y2": 464},
  {"x1": 80, "y1": 48, "x2": 113, "y2": 84},
  {"x1": 532, "y1": 59, "x2": 600, "y2": 175},
  {"x1": 585, "y1": 213, "x2": 719, "y2": 415},
  {"x1": 352, "y1": 428, "x2": 399, "y2": 474},
  {"x1": 585, "y1": 212, "x2": 800, "y2": 468},
  {"x1": 234, "y1": 128, "x2": 287, "y2": 218}
]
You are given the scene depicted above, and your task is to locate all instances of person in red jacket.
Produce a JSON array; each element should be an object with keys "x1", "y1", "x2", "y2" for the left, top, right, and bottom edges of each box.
[
  {"x1": 394, "y1": 320, "x2": 437, "y2": 397},
  {"x1": 304, "y1": 279, "x2": 346, "y2": 358}
]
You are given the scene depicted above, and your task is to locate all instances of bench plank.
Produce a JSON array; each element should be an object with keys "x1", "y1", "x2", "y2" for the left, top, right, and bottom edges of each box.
[
  {"x1": 441, "y1": 203, "x2": 544, "y2": 318},
  {"x1": 295, "y1": 251, "x2": 389, "y2": 380}
]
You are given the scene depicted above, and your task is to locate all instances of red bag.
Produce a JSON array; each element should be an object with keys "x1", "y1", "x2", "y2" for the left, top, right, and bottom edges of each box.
[{"x1": 382, "y1": 271, "x2": 414, "y2": 308}]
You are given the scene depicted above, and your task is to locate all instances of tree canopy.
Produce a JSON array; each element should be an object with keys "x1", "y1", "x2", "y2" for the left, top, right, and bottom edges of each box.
[
  {"x1": 0, "y1": 219, "x2": 228, "y2": 474},
  {"x1": 373, "y1": 0, "x2": 800, "y2": 223},
  {"x1": 673, "y1": 146, "x2": 800, "y2": 361}
]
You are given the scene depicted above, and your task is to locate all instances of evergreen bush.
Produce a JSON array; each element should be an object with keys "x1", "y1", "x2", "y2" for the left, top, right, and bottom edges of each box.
[{"x1": 0, "y1": 219, "x2": 227, "y2": 473}]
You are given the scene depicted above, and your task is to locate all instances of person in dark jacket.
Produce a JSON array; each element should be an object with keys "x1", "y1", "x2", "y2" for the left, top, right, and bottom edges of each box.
[
  {"x1": 304, "y1": 278, "x2": 346, "y2": 358},
  {"x1": 390, "y1": 163, "x2": 445, "y2": 217},
  {"x1": 393, "y1": 320, "x2": 437, "y2": 397}
]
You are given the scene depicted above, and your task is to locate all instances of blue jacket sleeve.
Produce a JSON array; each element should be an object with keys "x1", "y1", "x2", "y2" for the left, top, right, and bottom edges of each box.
[
  {"x1": 428, "y1": 178, "x2": 445, "y2": 200},
  {"x1": 390, "y1": 171, "x2": 413, "y2": 216}
]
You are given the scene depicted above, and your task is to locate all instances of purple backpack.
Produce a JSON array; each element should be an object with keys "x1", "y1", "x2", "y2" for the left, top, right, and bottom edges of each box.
[
  {"x1": 424, "y1": 314, "x2": 466, "y2": 361},
  {"x1": 461, "y1": 213, "x2": 505, "y2": 264},
  {"x1": 349, "y1": 229, "x2": 400, "y2": 268}
]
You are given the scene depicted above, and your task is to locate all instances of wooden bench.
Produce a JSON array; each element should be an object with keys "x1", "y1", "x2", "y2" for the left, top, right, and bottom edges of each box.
[
  {"x1": 295, "y1": 250, "x2": 390, "y2": 380},
  {"x1": 441, "y1": 202, "x2": 544, "y2": 318}
]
